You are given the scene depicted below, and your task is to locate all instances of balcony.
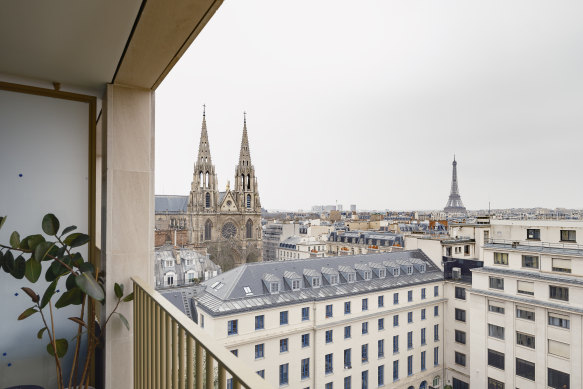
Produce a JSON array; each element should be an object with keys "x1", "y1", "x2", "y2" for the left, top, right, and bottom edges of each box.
[{"x1": 133, "y1": 277, "x2": 269, "y2": 389}]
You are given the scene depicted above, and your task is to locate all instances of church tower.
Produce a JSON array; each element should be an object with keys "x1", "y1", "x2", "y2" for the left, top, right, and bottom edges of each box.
[
  {"x1": 234, "y1": 112, "x2": 261, "y2": 212},
  {"x1": 188, "y1": 107, "x2": 219, "y2": 242}
]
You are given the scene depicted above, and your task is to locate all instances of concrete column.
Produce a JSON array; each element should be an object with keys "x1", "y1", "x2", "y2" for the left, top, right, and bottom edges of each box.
[{"x1": 103, "y1": 84, "x2": 155, "y2": 388}]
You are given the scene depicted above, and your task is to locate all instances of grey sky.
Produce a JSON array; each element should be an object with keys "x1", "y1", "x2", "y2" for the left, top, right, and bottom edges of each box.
[{"x1": 155, "y1": 0, "x2": 583, "y2": 211}]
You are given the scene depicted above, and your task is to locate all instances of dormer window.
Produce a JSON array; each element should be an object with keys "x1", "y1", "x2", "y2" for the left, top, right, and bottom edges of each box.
[
  {"x1": 419, "y1": 264, "x2": 426, "y2": 273},
  {"x1": 165, "y1": 260, "x2": 174, "y2": 268},
  {"x1": 363, "y1": 271, "x2": 371, "y2": 280},
  {"x1": 347, "y1": 273, "x2": 355, "y2": 283},
  {"x1": 378, "y1": 269, "x2": 386, "y2": 278},
  {"x1": 330, "y1": 275, "x2": 338, "y2": 285},
  {"x1": 270, "y1": 282, "x2": 279, "y2": 293},
  {"x1": 312, "y1": 278, "x2": 321, "y2": 287},
  {"x1": 292, "y1": 279, "x2": 300, "y2": 290},
  {"x1": 406, "y1": 265, "x2": 413, "y2": 275},
  {"x1": 393, "y1": 268, "x2": 400, "y2": 277}
]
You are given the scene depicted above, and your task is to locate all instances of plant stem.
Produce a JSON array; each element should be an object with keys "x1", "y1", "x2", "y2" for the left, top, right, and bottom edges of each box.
[
  {"x1": 49, "y1": 301, "x2": 64, "y2": 389},
  {"x1": 69, "y1": 294, "x2": 87, "y2": 388},
  {"x1": 0, "y1": 243, "x2": 78, "y2": 275}
]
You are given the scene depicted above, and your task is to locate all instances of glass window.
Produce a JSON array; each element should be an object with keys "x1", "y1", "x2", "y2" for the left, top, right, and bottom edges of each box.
[
  {"x1": 279, "y1": 363, "x2": 289, "y2": 386},
  {"x1": 421, "y1": 309, "x2": 426, "y2": 320},
  {"x1": 227, "y1": 320, "x2": 238, "y2": 335},
  {"x1": 302, "y1": 307, "x2": 310, "y2": 321},
  {"x1": 421, "y1": 328, "x2": 426, "y2": 345},
  {"x1": 378, "y1": 339, "x2": 384, "y2": 358},
  {"x1": 434, "y1": 346, "x2": 439, "y2": 366},
  {"x1": 494, "y1": 252, "x2": 508, "y2": 265},
  {"x1": 344, "y1": 325, "x2": 351, "y2": 339},
  {"x1": 455, "y1": 352, "x2": 466, "y2": 366},
  {"x1": 434, "y1": 305, "x2": 439, "y2": 316},
  {"x1": 344, "y1": 376, "x2": 351, "y2": 389},
  {"x1": 487, "y1": 349, "x2": 504, "y2": 370},
  {"x1": 434, "y1": 285, "x2": 439, "y2": 297},
  {"x1": 455, "y1": 308, "x2": 466, "y2": 322},
  {"x1": 326, "y1": 330, "x2": 333, "y2": 343},
  {"x1": 393, "y1": 292, "x2": 399, "y2": 305},
  {"x1": 455, "y1": 330, "x2": 466, "y2": 344},
  {"x1": 522, "y1": 255, "x2": 539, "y2": 269},
  {"x1": 489, "y1": 277, "x2": 504, "y2": 290},
  {"x1": 393, "y1": 314, "x2": 399, "y2": 327},
  {"x1": 393, "y1": 360, "x2": 399, "y2": 381},
  {"x1": 527, "y1": 228, "x2": 540, "y2": 240},
  {"x1": 256, "y1": 370, "x2": 265, "y2": 378},
  {"x1": 326, "y1": 304, "x2": 333, "y2": 318},
  {"x1": 325, "y1": 353, "x2": 333, "y2": 374},
  {"x1": 378, "y1": 365, "x2": 384, "y2": 386},
  {"x1": 280, "y1": 311, "x2": 288, "y2": 325},
  {"x1": 421, "y1": 351, "x2": 426, "y2": 371},
  {"x1": 455, "y1": 286, "x2": 466, "y2": 300},
  {"x1": 326, "y1": 383, "x2": 333, "y2": 389},
  {"x1": 560, "y1": 230, "x2": 576, "y2": 242},
  {"x1": 452, "y1": 378, "x2": 469, "y2": 389},
  {"x1": 421, "y1": 288, "x2": 426, "y2": 299},
  {"x1": 378, "y1": 295, "x2": 384, "y2": 307},
  {"x1": 516, "y1": 307, "x2": 535, "y2": 321},
  {"x1": 361, "y1": 370, "x2": 368, "y2": 389},
  {"x1": 407, "y1": 355, "x2": 413, "y2": 376},
  {"x1": 280, "y1": 338, "x2": 288, "y2": 353},
  {"x1": 255, "y1": 343, "x2": 264, "y2": 359},
  {"x1": 362, "y1": 322, "x2": 368, "y2": 335},
  {"x1": 488, "y1": 323, "x2": 504, "y2": 340},
  {"x1": 487, "y1": 378, "x2": 504, "y2": 389},
  {"x1": 344, "y1": 301, "x2": 351, "y2": 314},
  {"x1": 362, "y1": 298, "x2": 368, "y2": 311},
  {"x1": 488, "y1": 301, "x2": 505, "y2": 314},
  {"x1": 255, "y1": 315, "x2": 264, "y2": 330},
  {"x1": 516, "y1": 358, "x2": 535, "y2": 381},
  {"x1": 516, "y1": 332, "x2": 535, "y2": 349},
  {"x1": 344, "y1": 348, "x2": 352, "y2": 369},
  {"x1": 361, "y1": 344, "x2": 368, "y2": 363},
  {"x1": 407, "y1": 331, "x2": 413, "y2": 349},
  {"x1": 407, "y1": 311, "x2": 413, "y2": 323},
  {"x1": 301, "y1": 357, "x2": 310, "y2": 379},
  {"x1": 392, "y1": 335, "x2": 399, "y2": 353},
  {"x1": 548, "y1": 312, "x2": 570, "y2": 329},
  {"x1": 378, "y1": 318, "x2": 384, "y2": 330},
  {"x1": 302, "y1": 333, "x2": 310, "y2": 347},
  {"x1": 548, "y1": 368, "x2": 570, "y2": 389},
  {"x1": 434, "y1": 324, "x2": 439, "y2": 341},
  {"x1": 550, "y1": 285, "x2": 569, "y2": 301},
  {"x1": 407, "y1": 290, "x2": 413, "y2": 302}
]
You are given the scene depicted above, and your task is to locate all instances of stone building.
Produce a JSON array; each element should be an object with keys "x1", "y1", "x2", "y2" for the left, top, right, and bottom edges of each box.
[{"x1": 155, "y1": 110, "x2": 262, "y2": 268}]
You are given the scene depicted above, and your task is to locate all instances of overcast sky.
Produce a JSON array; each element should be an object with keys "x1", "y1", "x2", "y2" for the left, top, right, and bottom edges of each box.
[{"x1": 155, "y1": 0, "x2": 583, "y2": 211}]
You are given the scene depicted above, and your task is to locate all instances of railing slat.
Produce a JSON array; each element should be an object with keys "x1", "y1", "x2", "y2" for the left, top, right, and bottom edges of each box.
[
  {"x1": 186, "y1": 336, "x2": 194, "y2": 389},
  {"x1": 172, "y1": 320, "x2": 178, "y2": 388},
  {"x1": 218, "y1": 362, "x2": 226, "y2": 389},
  {"x1": 160, "y1": 307, "x2": 167, "y2": 389},
  {"x1": 195, "y1": 342, "x2": 203, "y2": 388},
  {"x1": 205, "y1": 350, "x2": 213, "y2": 389},
  {"x1": 155, "y1": 303, "x2": 161, "y2": 389},
  {"x1": 165, "y1": 314, "x2": 171, "y2": 389},
  {"x1": 179, "y1": 326, "x2": 185, "y2": 389}
]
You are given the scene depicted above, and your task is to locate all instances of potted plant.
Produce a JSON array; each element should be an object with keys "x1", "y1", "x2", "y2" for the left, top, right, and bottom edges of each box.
[{"x1": 0, "y1": 214, "x2": 133, "y2": 389}]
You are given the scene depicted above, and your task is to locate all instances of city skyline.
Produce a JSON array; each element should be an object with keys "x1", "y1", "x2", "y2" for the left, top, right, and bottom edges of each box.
[{"x1": 155, "y1": 0, "x2": 583, "y2": 211}]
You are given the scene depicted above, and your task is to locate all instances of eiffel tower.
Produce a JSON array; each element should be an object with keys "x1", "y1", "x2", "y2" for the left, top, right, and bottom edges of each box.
[{"x1": 444, "y1": 155, "x2": 467, "y2": 213}]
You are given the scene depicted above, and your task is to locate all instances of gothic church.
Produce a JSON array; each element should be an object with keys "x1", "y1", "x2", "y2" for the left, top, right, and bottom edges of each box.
[{"x1": 155, "y1": 110, "x2": 262, "y2": 268}]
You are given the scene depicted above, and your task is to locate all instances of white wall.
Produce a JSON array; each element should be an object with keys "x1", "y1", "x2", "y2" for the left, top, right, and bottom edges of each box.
[{"x1": 0, "y1": 88, "x2": 91, "y2": 387}]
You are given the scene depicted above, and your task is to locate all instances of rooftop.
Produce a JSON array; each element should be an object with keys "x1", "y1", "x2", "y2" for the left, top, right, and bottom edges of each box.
[{"x1": 484, "y1": 239, "x2": 583, "y2": 257}]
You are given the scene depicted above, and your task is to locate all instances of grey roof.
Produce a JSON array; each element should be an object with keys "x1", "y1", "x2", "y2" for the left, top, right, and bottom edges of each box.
[
  {"x1": 262, "y1": 273, "x2": 280, "y2": 282},
  {"x1": 484, "y1": 242, "x2": 583, "y2": 257},
  {"x1": 321, "y1": 267, "x2": 339, "y2": 275},
  {"x1": 195, "y1": 250, "x2": 442, "y2": 316},
  {"x1": 303, "y1": 268, "x2": 320, "y2": 277},
  {"x1": 473, "y1": 266, "x2": 583, "y2": 287},
  {"x1": 155, "y1": 195, "x2": 188, "y2": 214},
  {"x1": 283, "y1": 271, "x2": 301, "y2": 279},
  {"x1": 218, "y1": 191, "x2": 226, "y2": 204},
  {"x1": 338, "y1": 265, "x2": 356, "y2": 273}
]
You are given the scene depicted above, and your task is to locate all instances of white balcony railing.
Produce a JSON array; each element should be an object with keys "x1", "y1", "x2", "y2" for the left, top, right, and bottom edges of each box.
[{"x1": 133, "y1": 277, "x2": 270, "y2": 389}]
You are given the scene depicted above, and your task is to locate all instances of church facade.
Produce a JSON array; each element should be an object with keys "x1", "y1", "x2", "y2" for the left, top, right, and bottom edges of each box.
[{"x1": 155, "y1": 110, "x2": 262, "y2": 268}]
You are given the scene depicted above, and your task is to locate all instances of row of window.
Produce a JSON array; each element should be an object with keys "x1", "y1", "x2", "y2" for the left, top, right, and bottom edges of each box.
[
  {"x1": 232, "y1": 305, "x2": 441, "y2": 336},
  {"x1": 526, "y1": 228, "x2": 577, "y2": 243},
  {"x1": 270, "y1": 348, "x2": 440, "y2": 386},
  {"x1": 488, "y1": 276, "x2": 570, "y2": 301},
  {"x1": 493, "y1": 252, "x2": 573, "y2": 273}
]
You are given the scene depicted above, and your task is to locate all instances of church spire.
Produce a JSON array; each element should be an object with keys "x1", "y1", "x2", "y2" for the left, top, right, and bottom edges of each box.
[
  {"x1": 238, "y1": 111, "x2": 252, "y2": 165},
  {"x1": 197, "y1": 105, "x2": 212, "y2": 165}
]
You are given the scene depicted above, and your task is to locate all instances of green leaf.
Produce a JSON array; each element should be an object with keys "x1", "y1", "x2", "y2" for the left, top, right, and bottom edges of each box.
[
  {"x1": 75, "y1": 273, "x2": 104, "y2": 302},
  {"x1": 26, "y1": 234, "x2": 45, "y2": 252},
  {"x1": 10, "y1": 231, "x2": 20, "y2": 248},
  {"x1": 46, "y1": 338, "x2": 68, "y2": 358},
  {"x1": 2, "y1": 251, "x2": 14, "y2": 273},
  {"x1": 61, "y1": 225, "x2": 77, "y2": 235},
  {"x1": 114, "y1": 283, "x2": 123, "y2": 299},
  {"x1": 122, "y1": 292, "x2": 134, "y2": 302},
  {"x1": 37, "y1": 327, "x2": 47, "y2": 339},
  {"x1": 0, "y1": 216, "x2": 6, "y2": 230},
  {"x1": 116, "y1": 312, "x2": 130, "y2": 331},
  {"x1": 66, "y1": 273, "x2": 77, "y2": 290},
  {"x1": 11, "y1": 255, "x2": 26, "y2": 279},
  {"x1": 35, "y1": 241, "x2": 55, "y2": 262},
  {"x1": 45, "y1": 259, "x2": 69, "y2": 282},
  {"x1": 18, "y1": 307, "x2": 38, "y2": 320},
  {"x1": 25, "y1": 257, "x2": 42, "y2": 283},
  {"x1": 40, "y1": 278, "x2": 59, "y2": 309},
  {"x1": 0, "y1": 251, "x2": 4, "y2": 269},
  {"x1": 64, "y1": 233, "x2": 90, "y2": 248},
  {"x1": 55, "y1": 288, "x2": 83, "y2": 308},
  {"x1": 42, "y1": 214, "x2": 60, "y2": 236},
  {"x1": 22, "y1": 287, "x2": 39, "y2": 303},
  {"x1": 68, "y1": 317, "x2": 87, "y2": 328},
  {"x1": 77, "y1": 261, "x2": 94, "y2": 274}
]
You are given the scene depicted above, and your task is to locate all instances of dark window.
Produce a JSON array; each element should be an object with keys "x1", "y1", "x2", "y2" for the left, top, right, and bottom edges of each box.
[
  {"x1": 204, "y1": 219, "x2": 212, "y2": 240},
  {"x1": 408, "y1": 311, "x2": 413, "y2": 323},
  {"x1": 246, "y1": 194, "x2": 251, "y2": 208},
  {"x1": 325, "y1": 353, "x2": 333, "y2": 374},
  {"x1": 255, "y1": 315, "x2": 264, "y2": 330},
  {"x1": 487, "y1": 378, "x2": 504, "y2": 389},
  {"x1": 245, "y1": 219, "x2": 253, "y2": 239},
  {"x1": 344, "y1": 376, "x2": 351, "y2": 389},
  {"x1": 489, "y1": 276, "x2": 504, "y2": 290},
  {"x1": 361, "y1": 344, "x2": 368, "y2": 363},
  {"x1": 408, "y1": 290, "x2": 413, "y2": 302},
  {"x1": 548, "y1": 313, "x2": 570, "y2": 329},
  {"x1": 421, "y1": 288, "x2": 426, "y2": 299},
  {"x1": 392, "y1": 360, "x2": 398, "y2": 381},
  {"x1": 455, "y1": 308, "x2": 466, "y2": 322},
  {"x1": 455, "y1": 286, "x2": 466, "y2": 300},
  {"x1": 434, "y1": 306, "x2": 439, "y2": 316},
  {"x1": 326, "y1": 304, "x2": 333, "y2": 318},
  {"x1": 378, "y1": 365, "x2": 384, "y2": 386},
  {"x1": 326, "y1": 330, "x2": 333, "y2": 343},
  {"x1": 522, "y1": 255, "x2": 539, "y2": 269},
  {"x1": 421, "y1": 328, "x2": 426, "y2": 345},
  {"x1": 494, "y1": 252, "x2": 508, "y2": 265},
  {"x1": 361, "y1": 322, "x2": 368, "y2": 334},
  {"x1": 378, "y1": 339, "x2": 384, "y2": 357},
  {"x1": 344, "y1": 326, "x2": 351, "y2": 339},
  {"x1": 344, "y1": 348, "x2": 352, "y2": 369},
  {"x1": 361, "y1": 370, "x2": 368, "y2": 389},
  {"x1": 407, "y1": 355, "x2": 413, "y2": 376},
  {"x1": 256, "y1": 370, "x2": 264, "y2": 378},
  {"x1": 434, "y1": 324, "x2": 439, "y2": 341},
  {"x1": 455, "y1": 352, "x2": 466, "y2": 366},
  {"x1": 227, "y1": 320, "x2": 238, "y2": 335},
  {"x1": 548, "y1": 368, "x2": 570, "y2": 389},
  {"x1": 280, "y1": 311, "x2": 288, "y2": 325},
  {"x1": 516, "y1": 307, "x2": 535, "y2": 321},
  {"x1": 488, "y1": 324, "x2": 504, "y2": 340},
  {"x1": 301, "y1": 358, "x2": 310, "y2": 379},
  {"x1": 362, "y1": 298, "x2": 368, "y2": 311},
  {"x1": 488, "y1": 349, "x2": 504, "y2": 370},
  {"x1": 344, "y1": 301, "x2": 351, "y2": 314},
  {"x1": 280, "y1": 338, "x2": 288, "y2": 353},
  {"x1": 302, "y1": 307, "x2": 310, "y2": 321},
  {"x1": 560, "y1": 230, "x2": 576, "y2": 242},
  {"x1": 393, "y1": 292, "x2": 399, "y2": 304},
  {"x1": 550, "y1": 285, "x2": 569, "y2": 301},
  {"x1": 527, "y1": 228, "x2": 540, "y2": 240},
  {"x1": 393, "y1": 315, "x2": 399, "y2": 327},
  {"x1": 378, "y1": 295, "x2": 384, "y2": 307},
  {"x1": 421, "y1": 351, "x2": 426, "y2": 371},
  {"x1": 464, "y1": 245, "x2": 470, "y2": 255},
  {"x1": 455, "y1": 330, "x2": 466, "y2": 344},
  {"x1": 488, "y1": 302, "x2": 505, "y2": 314},
  {"x1": 255, "y1": 343, "x2": 264, "y2": 359},
  {"x1": 378, "y1": 318, "x2": 384, "y2": 330},
  {"x1": 516, "y1": 332, "x2": 535, "y2": 349},
  {"x1": 302, "y1": 333, "x2": 310, "y2": 347},
  {"x1": 452, "y1": 378, "x2": 469, "y2": 389},
  {"x1": 205, "y1": 192, "x2": 211, "y2": 208},
  {"x1": 516, "y1": 358, "x2": 535, "y2": 381},
  {"x1": 434, "y1": 285, "x2": 439, "y2": 296},
  {"x1": 421, "y1": 308, "x2": 426, "y2": 320},
  {"x1": 279, "y1": 363, "x2": 288, "y2": 385},
  {"x1": 407, "y1": 331, "x2": 413, "y2": 349}
]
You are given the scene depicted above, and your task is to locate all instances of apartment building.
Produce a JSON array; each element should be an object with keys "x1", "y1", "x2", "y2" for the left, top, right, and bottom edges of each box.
[
  {"x1": 328, "y1": 230, "x2": 404, "y2": 256},
  {"x1": 193, "y1": 251, "x2": 445, "y2": 389},
  {"x1": 277, "y1": 235, "x2": 327, "y2": 260},
  {"x1": 470, "y1": 220, "x2": 582, "y2": 389}
]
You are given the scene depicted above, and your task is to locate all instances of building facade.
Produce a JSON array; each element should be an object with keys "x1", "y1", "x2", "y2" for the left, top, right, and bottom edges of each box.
[
  {"x1": 191, "y1": 251, "x2": 445, "y2": 389},
  {"x1": 156, "y1": 111, "x2": 263, "y2": 267}
]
